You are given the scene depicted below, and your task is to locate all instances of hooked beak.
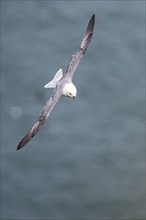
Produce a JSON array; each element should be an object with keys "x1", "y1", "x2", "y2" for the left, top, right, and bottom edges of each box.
[{"x1": 73, "y1": 96, "x2": 76, "y2": 101}]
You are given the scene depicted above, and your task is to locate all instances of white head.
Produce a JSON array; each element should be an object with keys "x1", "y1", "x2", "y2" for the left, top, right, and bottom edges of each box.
[{"x1": 62, "y1": 83, "x2": 77, "y2": 101}]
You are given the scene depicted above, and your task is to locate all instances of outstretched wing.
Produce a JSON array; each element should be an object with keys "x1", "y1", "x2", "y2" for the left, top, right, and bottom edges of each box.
[
  {"x1": 65, "y1": 14, "x2": 95, "y2": 81},
  {"x1": 17, "y1": 89, "x2": 62, "y2": 150}
]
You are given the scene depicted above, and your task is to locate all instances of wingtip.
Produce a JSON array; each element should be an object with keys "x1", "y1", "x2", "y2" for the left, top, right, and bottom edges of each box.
[
  {"x1": 17, "y1": 132, "x2": 32, "y2": 151},
  {"x1": 17, "y1": 142, "x2": 25, "y2": 151},
  {"x1": 17, "y1": 142, "x2": 24, "y2": 150},
  {"x1": 16, "y1": 146, "x2": 20, "y2": 151},
  {"x1": 85, "y1": 14, "x2": 95, "y2": 36},
  {"x1": 92, "y1": 14, "x2": 95, "y2": 20},
  {"x1": 90, "y1": 14, "x2": 95, "y2": 29}
]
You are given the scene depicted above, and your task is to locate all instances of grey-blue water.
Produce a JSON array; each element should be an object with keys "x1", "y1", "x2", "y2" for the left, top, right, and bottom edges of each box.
[{"x1": 1, "y1": 1, "x2": 145, "y2": 219}]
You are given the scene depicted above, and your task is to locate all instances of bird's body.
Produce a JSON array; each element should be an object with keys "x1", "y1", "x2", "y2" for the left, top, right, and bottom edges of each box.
[{"x1": 17, "y1": 14, "x2": 95, "y2": 150}]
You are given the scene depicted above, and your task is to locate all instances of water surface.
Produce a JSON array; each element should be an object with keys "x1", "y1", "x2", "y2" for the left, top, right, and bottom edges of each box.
[{"x1": 1, "y1": 1, "x2": 145, "y2": 219}]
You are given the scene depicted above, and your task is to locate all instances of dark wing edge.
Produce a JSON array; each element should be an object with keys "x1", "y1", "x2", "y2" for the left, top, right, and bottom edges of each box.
[
  {"x1": 17, "y1": 120, "x2": 42, "y2": 150},
  {"x1": 65, "y1": 14, "x2": 95, "y2": 79},
  {"x1": 17, "y1": 90, "x2": 62, "y2": 150},
  {"x1": 80, "y1": 14, "x2": 95, "y2": 55}
]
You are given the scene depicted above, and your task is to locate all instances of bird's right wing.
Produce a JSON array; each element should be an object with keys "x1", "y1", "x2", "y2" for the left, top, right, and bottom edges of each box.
[{"x1": 17, "y1": 89, "x2": 62, "y2": 150}]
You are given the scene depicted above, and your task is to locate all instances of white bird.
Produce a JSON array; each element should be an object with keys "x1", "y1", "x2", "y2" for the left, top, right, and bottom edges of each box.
[{"x1": 17, "y1": 14, "x2": 95, "y2": 150}]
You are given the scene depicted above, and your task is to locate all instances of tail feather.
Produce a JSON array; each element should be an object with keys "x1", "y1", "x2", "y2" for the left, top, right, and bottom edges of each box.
[{"x1": 44, "y1": 68, "x2": 63, "y2": 88}]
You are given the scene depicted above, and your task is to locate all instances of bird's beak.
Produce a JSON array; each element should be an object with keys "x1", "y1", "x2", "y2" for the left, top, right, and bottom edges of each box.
[{"x1": 73, "y1": 96, "x2": 76, "y2": 101}]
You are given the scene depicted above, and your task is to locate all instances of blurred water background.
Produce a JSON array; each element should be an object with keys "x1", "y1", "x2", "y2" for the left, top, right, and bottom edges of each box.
[{"x1": 1, "y1": 1, "x2": 145, "y2": 219}]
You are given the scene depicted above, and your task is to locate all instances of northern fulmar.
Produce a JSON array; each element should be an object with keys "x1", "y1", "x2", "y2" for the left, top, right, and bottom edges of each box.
[{"x1": 17, "y1": 14, "x2": 95, "y2": 150}]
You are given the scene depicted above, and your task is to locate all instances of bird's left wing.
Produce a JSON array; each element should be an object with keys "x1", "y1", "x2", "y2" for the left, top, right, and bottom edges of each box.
[
  {"x1": 17, "y1": 89, "x2": 62, "y2": 150},
  {"x1": 64, "y1": 14, "x2": 95, "y2": 81}
]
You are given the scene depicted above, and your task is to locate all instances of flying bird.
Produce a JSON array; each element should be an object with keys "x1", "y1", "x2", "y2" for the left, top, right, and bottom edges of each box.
[{"x1": 17, "y1": 14, "x2": 95, "y2": 150}]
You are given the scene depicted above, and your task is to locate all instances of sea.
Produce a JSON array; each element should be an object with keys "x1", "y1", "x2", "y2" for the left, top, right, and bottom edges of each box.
[{"x1": 1, "y1": 1, "x2": 145, "y2": 219}]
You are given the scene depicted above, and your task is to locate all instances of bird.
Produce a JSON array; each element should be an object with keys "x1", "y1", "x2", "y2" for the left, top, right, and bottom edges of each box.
[{"x1": 17, "y1": 14, "x2": 95, "y2": 150}]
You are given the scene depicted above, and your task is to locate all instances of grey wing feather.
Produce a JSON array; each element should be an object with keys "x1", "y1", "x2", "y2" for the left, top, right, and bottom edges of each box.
[
  {"x1": 65, "y1": 14, "x2": 95, "y2": 80},
  {"x1": 17, "y1": 89, "x2": 62, "y2": 150}
]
